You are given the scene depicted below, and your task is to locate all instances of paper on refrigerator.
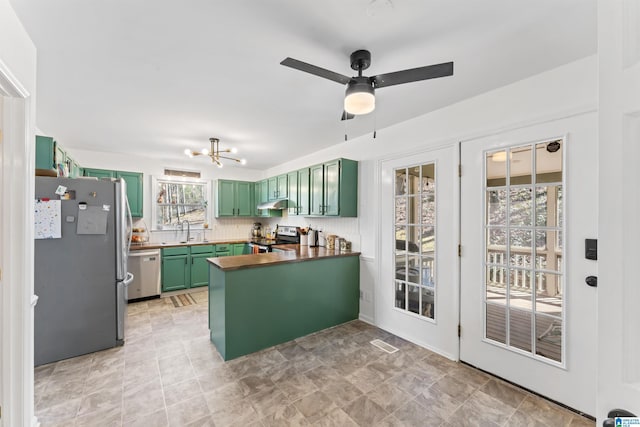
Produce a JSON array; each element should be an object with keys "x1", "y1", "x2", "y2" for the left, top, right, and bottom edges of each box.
[{"x1": 34, "y1": 199, "x2": 62, "y2": 239}]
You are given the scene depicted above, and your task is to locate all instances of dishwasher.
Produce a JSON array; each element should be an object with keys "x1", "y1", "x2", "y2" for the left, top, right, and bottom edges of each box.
[{"x1": 127, "y1": 250, "x2": 161, "y2": 300}]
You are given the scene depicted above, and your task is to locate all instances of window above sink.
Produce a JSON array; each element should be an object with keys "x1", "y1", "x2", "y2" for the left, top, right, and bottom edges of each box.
[{"x1": 151, "y1": 175, "x2": 211, "y2": 230}]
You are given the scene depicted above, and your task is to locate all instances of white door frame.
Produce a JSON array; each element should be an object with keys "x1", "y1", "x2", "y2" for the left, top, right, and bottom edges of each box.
[
  {"x1": 0, "y1": 59, "x2": 36, "y2": 426},
  {"x1": 597, "y1": 0, "x2": 640, "y2": 422}
]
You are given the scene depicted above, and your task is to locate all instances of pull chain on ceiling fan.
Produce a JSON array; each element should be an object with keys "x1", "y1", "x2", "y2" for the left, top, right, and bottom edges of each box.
[{"x1": 281, "y1": 49, "x2": 454, "y2": 121}]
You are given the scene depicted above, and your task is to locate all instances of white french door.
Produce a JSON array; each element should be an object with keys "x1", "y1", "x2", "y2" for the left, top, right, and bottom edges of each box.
[
  {"x1": 377, "y1": 145, "x2": 458, "y2": 359},
  {"x1": 460, "y1": 114, "x2": 597, "y2": 415}
]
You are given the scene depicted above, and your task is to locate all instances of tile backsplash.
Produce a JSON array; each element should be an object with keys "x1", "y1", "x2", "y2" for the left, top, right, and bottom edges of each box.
[{"x1": 134, "y1": 215, "x2": 360, "y2": 250}]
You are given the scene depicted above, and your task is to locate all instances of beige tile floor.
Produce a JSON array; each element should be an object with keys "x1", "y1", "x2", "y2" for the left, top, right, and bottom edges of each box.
[{"x1": 34, "y1": 290, "x2": 595, "y2": 426}]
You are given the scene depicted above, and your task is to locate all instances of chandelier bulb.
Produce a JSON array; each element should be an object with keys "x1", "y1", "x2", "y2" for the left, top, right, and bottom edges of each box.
[
  {"x1": 201, "y1": 148, "x2": 209, "y2": 156},
  {"x1": 240, "y1": 158, "x2": 247, "y2": 165}
]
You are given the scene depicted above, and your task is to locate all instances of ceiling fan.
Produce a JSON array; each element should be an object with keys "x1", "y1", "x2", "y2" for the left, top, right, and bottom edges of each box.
[{"x1": 281, "y1": 49, "x2": 454, "y2": 120}]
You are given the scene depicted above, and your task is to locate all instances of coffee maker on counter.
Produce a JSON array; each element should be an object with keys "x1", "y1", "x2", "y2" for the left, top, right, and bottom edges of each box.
[{"x1": 251, "y1": 222, "x2": 262, "y2": 238}]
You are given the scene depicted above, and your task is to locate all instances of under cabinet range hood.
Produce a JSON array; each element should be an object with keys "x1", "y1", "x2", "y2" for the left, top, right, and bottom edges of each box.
[{"x1": 257, "y1": 199, "x2": 289, "y2": 210}]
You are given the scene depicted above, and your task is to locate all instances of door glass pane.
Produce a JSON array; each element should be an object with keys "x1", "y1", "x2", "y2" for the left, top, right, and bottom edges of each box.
[
  {"x1": 421, "y1": 193, "x2": 436, "y2": 225},
  {"x1": 408, "y1": 285, "x2": 420, "y2": 314},
  {"x1": 487, "y1": 228, "x2": 507, "y2": 265},
  {"x1": 509, "y1": 308, "x2": 533, "y2": 352},
  {"x1": 487, "y1": 190, "x2": 507, "y2": 225},
  {"x1": 393, "y1": 162, "x2": 436, "y2": 320},
  {"x1": 509, "y1": 269, "x2": 532, "y2": 310},
  {"x1": 421, "y1": 226, "x2": 435, "y2": 253},
  {"x1": 422, "y1": 287, "x2": 434, "y2": 319},
  {"x1": 407, "y1": 167, "x2": 419, "y2": 195},
  {"x1": 487, "y1": 266, "x2": 507, "y2": 305},
  {"x1": 510, "y1": 188, "x2": 532, "y2": 226},
  {"x1": 395, "y1": 198, "x2": 407, "y2": 224},
  {"x1": 395, "y1": 169, "x2": 407, "y2": 195},
  {"x1": 395, "y1": 281, "x2": 406, "y2": 309},
  {"x1": 535, "y1": 315, "x2": 562, "y2": 362},
  {"x1": 535, "y1": 272, "x2": 563, "y2": 317},
  {"x1": 509, "y1": 229, "x2": 532, "y2": 267},
  {"x1": 407, "y1": 226, "x2": 420, "y2": 253},
  {"x1": 486, "y1": 303, "x2": 507, "y2": 344},
  {"x1": 487, "y1": 151, "x2": 507, "y2": 187},
  {"x1": 511, "y1": 145, "x2": 532, "y2": 185},
  {"x1": 536, "y1": 141, "x2": 562, "y2": 183},
  {"x1": 484, "y1": 139, "x2": 564, "y2": 363}
]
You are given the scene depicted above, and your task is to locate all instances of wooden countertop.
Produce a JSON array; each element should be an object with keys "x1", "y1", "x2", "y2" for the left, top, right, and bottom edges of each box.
[
  {"x1": 207, "y1": 245, "x2": 361, "y2": 271},
  {"x1": 129, "y1": 239, "x2": 247, "y2": 251}
]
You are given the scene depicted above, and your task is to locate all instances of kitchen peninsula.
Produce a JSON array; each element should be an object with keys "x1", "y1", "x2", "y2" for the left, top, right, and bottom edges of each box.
[{"x1": 207, "y1": 246, "x2": 360, "y2": 360}]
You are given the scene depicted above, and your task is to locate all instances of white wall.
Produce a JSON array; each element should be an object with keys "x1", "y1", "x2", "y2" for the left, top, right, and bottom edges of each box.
[{"x1": 0, "y1": 0, "x2": 38, "y2": 425}]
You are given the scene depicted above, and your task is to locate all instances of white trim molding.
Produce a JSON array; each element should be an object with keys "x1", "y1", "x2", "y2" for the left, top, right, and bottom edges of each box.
[{"x1": 1, "y1": 61, "x2": 36, "y2": 427}]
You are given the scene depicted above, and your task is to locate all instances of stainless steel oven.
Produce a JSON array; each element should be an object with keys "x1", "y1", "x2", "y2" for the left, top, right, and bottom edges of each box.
[
  {"x1": 248, "y1": 225, "x2": 300, "y2": 253},
  {"x1": 248, "y1": 242, "x2": 270, "y2": 253}
]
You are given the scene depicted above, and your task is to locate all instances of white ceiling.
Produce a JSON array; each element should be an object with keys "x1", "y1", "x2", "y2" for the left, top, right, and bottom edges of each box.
[{"x1": 9, "y1": 0, "x2": 596, "y2": 170}]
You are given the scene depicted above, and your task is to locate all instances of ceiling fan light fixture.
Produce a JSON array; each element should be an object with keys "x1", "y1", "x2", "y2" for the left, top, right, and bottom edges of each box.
[{"x1": 344, "y1": 78, "x2": 375, "y2": 115}]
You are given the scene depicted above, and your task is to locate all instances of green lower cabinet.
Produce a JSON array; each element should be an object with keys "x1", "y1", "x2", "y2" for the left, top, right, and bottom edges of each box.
[
  {"x1": 216, "y1": 251, "x2": 230, "y2": 257},
  {"x1": 191, "y1": 253, "x2": 213, "y2": 288},
  {"x1": 162, "y1": 245, "x2": 216, "y2": 291},
  {"x1": 161, "y1": 254, "x2": 190, "y2": 291},
  {"x1": 232, "y1": 243, "x2": 248, "y2": 255}
]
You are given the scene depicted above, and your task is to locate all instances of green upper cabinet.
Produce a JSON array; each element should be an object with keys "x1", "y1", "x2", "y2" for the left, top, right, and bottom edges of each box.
[
  {"x1": 36, "y1": 135, "x2": 81, "y2": 177},
  {"x1": 290, "y1": 167, "x2": 311, "y2": 216},
  {"x1": 117, "y1": 171, "x2": 143, "y2": 217},
  {"x1": 35, "y1": 135, "x2": 57, "y2": 171},
  {"x1": 267, "y1": 174, "x2": 287, "y2": 200},
  {"x1": 216, "y1": 180, "x2": 254, "y2": 218},
  {"x1": 267, "y1": 176, "x2": 278, "y2": 201},
  {"x1": 83, "y1": 168, "x2": 115, "y2": 179},
  {"x1": 83, "y1": 168, "x2": 143, "y2": 217},
  {"x1": 308, "y1": 159, "x2": 357, "y2": 217},
  {"x1": 287, "y1": 171, "x2": 298, "y2": 215},
  {"x1": 297, "y1": 168, "x2": 311, "y2": 216},
  {"x1": 310, "y1": 164, "x2": 324, "y2": 216},
  {"x1": 254, "y1": 179, "x2": 282, "y2": 218}
]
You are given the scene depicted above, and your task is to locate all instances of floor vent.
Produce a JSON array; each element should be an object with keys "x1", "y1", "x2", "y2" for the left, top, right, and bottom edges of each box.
[{"x1": 370, "y1": 339, "x2": 399, "y2": 354}]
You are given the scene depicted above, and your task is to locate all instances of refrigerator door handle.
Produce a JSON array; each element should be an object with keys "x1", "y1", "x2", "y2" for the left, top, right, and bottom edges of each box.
[
  {"x1": 126, "y1": 198, "x2": 133, "y2": 254},
  {"x1": 124, "y1": 272, "x2": 134, "y2": 286}
]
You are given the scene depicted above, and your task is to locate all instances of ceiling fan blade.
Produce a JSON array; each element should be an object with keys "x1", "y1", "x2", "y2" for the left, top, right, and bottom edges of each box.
[
  {"x1": 372, "y1": 61, "x2": 454, "y2": 89},
  {"x1": 281, "y1": 57, "x2": 351, "y2": 85},
  {"x1": 341, "y1": 111, "x2": 355, "y2": 121}
]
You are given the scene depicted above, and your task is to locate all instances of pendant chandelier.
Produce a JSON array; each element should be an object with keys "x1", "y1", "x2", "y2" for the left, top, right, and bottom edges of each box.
[{"x1": 184, "y1": 138, "x2": 246, "y2": 168}]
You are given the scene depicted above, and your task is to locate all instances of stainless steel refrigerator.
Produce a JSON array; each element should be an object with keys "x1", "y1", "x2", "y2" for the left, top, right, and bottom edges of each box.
[{"x1": 34, "y1": 177, "x2": 133, "y2": 366}]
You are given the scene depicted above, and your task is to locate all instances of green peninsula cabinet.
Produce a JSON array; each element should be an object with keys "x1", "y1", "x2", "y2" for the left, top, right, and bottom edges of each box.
[
  {"x1": 309, "y1": 158, "x2": 357, "y2": 217},
  {"x1": 208, "y1": 253, "x2": 360, "y2": 360},
  {"x1": 216, "y1": 180, "x2": 254, "y2": 217},
  {"x1": 83, "y1": 168, "x2": 143, "y2": 217}
]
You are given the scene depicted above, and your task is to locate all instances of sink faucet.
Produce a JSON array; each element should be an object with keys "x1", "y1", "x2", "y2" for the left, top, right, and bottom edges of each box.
[{"x1": 180, "y1": 220, "x2": 191, "y2": 242}]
